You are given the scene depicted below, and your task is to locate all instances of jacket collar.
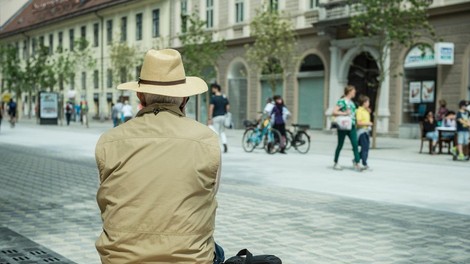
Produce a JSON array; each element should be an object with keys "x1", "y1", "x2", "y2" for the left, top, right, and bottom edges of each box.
[{"x1": 136, "y1": 103, "x2": 185, "y2": 118}]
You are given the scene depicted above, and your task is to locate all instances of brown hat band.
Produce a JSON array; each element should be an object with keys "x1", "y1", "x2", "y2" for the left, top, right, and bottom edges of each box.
[{"x1": 138, "y1": 78, "x2": 186, "y2": 87}]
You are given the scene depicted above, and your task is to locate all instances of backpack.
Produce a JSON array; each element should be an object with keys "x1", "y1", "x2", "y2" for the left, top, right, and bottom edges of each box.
[{"x1": 224, "y1": 249, "x2": 282, "y2": 264}]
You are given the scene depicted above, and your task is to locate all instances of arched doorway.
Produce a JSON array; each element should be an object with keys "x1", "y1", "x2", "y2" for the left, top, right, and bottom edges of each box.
[
  {"x1": 297, "y1": 54, "x2": 325, "y2": 129},
  {"x1": 347, "y1": 52, "x2": 379, "y2": 117},
  {"x1": 260, "y1": 57, "x2": 283, "y2": 110},
  {"x1": 227, "y1": 60, "x2": 248, "y2": 128}
]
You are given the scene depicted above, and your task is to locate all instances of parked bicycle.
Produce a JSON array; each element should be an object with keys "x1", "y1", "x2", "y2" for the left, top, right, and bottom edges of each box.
[
  {"x1": 242, "y1": 118, "x2": 282, "y2": 154},
  {"x1": 285, "y1": 124, "x2": 311, "y2": 154}
]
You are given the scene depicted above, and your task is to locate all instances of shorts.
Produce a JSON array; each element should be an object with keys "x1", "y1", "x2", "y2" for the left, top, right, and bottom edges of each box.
[{"x1": 457, "y1": 131, "x2": 469, "y2": 145}]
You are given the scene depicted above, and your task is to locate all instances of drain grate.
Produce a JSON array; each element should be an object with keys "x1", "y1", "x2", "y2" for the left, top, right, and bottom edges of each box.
[{"x1": 0, "y1": 228, "x2": 75, "y2": 264}]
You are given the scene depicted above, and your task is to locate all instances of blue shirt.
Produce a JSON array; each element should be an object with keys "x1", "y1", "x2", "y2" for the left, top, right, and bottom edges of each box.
[{"x1": 456, "y1": 111, "x2": 469, "y2": 132}]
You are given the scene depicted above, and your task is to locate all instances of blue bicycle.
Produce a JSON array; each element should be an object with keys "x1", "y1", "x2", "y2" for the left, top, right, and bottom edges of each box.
[{"x1": 242, "y1": 119, "x2": 282, "y2": 154}]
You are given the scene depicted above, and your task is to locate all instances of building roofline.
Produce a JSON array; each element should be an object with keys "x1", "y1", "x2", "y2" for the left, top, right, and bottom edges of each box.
[
  {"x1": 0, "y1": 0, "x2": 135, "y2": 39},
  {"x1": 0, "y1": 0, "x2": 32, "y2": 32}
]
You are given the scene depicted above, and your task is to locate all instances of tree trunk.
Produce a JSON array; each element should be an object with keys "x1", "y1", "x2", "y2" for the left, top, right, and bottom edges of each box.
[{"x1": 28, "y1": 90, "x2": 33, "y2": 119}]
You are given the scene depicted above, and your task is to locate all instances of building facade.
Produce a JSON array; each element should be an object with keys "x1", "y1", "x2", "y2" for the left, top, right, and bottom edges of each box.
[{"x1": 1, "y1": 0, "x2": 470, "y2": 138}]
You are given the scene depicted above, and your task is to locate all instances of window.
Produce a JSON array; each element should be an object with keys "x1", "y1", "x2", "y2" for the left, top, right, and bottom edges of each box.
[
  {"x1": 39, "y1": 36, "x2": 44, "y2": 48},
  {"x1": 93, "y1": 23, "x2": 99, "y2": 47},
  {"x1": 81, "y1": 25, "x2": 86, "y2": 39},
  {"x1": 235, "y1": 0, "x2": 244, "y2": 23},
  {"x1": 309, "y1": 0, "x2": 319, "y2": 9},
  {"x1": 107, "y1": 69, "x2": 112, "y2": 88},
  {"x1": 15, "y1": 42, "x2": 19, "y2": 59},
  {"x1": 152, "y1": 9, "x2": 160, "y2": 37},
  {"x1": 206, "y1": 0, "x2": 214, "y2": 28},
  {"x1": 22, "y1": 40, "x2": 27, "y2": 59},
  {"x1": 70, "y1": 73, "x2": 75, "y2": 90},
  {"x1": 270, "y1": 0, "x2": 279, "y2": 11},
  {"x1": 121, "y1": 16, "x2": 127, "y2": 42},
  {"x1": 136, "y1": 13, "x2": 143, "y2": 41},
  {"x1": 69, "y1": 29, "x2": 75, "y2": 51},
  {"x1": 94, "y1": 70, "x2": 99, "y2": 89},
  {"x1": 106, "y1": 20, "x2": 113, "y2": 45},
  {"x1": 58, "y1": 31, "x2": 63, "y2": 51},
  {"x1": 120, "y1": 67, "x2": 126, "y2": 83},
  {"x1": 81, "y1": 71, "x2": 87, "y2": 90},
  {"x1": 32, "y1": 38, "x2": 37, "y2": 55},
  {"x1": 181, "y1": 0, "x2": 188, "y2": 32},
  {"x1": 135, "y1": 65, "x2": 141, "y2": 80},
  {"x1": 48, "y1": 34, "x2": 53, "y2": 54}
]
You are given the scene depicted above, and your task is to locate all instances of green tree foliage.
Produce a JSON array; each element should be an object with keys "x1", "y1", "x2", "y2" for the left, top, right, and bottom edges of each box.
[
  {"x1": 109, "y1": 41, "x2": 140, "y2": 88},
  {"x1": 245, "y1": 7, "x2": 296, "y2": 95},
  {"x1": 178, "y1": 12, "x2": 225, "y2": 81},
  {"x1": 0, "y1": 44, "x2": 24, "y2": 95},
  {"x1": 348, "y1": 0, "x2": 436, "y2": 148}
]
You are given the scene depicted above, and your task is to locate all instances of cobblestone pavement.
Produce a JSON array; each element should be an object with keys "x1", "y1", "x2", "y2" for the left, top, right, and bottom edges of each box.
[{"x1": 1, "y1": 122, "x2": 470, "y2": 263}]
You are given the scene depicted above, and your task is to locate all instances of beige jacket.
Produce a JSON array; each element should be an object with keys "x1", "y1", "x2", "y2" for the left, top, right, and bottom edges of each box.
[{"x1": 95, "y1": 103, "x2": 220, "y2": 264}]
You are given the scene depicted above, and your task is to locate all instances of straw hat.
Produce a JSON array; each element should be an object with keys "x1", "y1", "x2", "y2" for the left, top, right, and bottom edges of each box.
[{"x1": 117, "y1": 49, "x2": 208, "y2": 97}]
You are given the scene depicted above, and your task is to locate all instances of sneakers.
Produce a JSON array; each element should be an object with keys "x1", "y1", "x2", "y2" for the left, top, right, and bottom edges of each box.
[
  {"x1": 457, "y1": 154, "x2": 466, "y2": 161},
  {"x1": 333, "y1": 163, "x2": 343, "y2": 170},
  {"x1": 451, "y1": 147, "x2": 457, "y2": 156}
]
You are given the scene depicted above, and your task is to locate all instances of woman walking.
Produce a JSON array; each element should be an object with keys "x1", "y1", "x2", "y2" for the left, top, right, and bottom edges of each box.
[{"x1": 333, "y1": 85, "x2": 362, "y2": 171}]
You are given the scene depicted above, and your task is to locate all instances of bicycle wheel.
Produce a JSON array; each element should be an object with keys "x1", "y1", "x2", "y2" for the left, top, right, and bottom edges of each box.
[
  {"x1": 242, "y1": 128, "x2": 257, "y2": 152},
  {"x1": 265, "y1": 128, "x2": 282, "y2": 154},
  {"x1": 294, "y1": 131, "x2": 311, "y2": 154},
  {"x1": 285, "y1": 130, "x2": 294, "y2": 150}
]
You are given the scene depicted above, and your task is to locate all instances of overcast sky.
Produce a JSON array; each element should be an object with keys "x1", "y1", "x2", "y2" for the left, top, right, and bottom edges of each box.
[{"x1": 0, "y1": 0, "x2": 29, "y2": 27}]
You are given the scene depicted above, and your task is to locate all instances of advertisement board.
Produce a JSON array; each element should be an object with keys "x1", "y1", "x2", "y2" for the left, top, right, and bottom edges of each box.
[
  {"x1": 40, "y1": 92, "x2": 58, "y2": 119},
  {"x1": 421, "y1": 81, "x2": 435, "y2": 103},
  {"x1": 435, "y1": 42, "x2": 454, "y2": 65},
  {"x1": 409, "y1": 82, "x2": 422, "y2": 104}
]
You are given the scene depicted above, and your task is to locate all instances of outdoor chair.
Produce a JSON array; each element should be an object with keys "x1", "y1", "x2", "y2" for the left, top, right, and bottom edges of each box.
[{"x1": 419, "y1": 122, "x2": 433, "y2": 154}]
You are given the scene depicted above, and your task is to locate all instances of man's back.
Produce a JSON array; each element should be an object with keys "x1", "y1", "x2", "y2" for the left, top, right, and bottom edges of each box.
[{"x1": 95, "y1": 105, "x2": 220, "y2": 263}]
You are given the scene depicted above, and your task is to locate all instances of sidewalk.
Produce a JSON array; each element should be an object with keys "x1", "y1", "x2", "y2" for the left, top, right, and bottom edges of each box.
[{"x1": 1, "y1": 118, "x2": 469, "y2": 263}]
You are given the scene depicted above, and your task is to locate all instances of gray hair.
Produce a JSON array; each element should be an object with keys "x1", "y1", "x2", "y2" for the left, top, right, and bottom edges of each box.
[{"x1": 143, "y1": 93, "x2": 184, "y2": 106}]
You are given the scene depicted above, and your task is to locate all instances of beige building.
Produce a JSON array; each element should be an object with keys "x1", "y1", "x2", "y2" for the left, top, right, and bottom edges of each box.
[{"x1": 1, "y1": 0, "x2": 470, "y2": 137}]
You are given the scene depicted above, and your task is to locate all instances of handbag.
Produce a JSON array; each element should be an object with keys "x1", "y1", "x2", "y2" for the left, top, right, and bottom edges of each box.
[
  {"x1": 224, "y1": 249, "x2": 282, "y2": 264},
  {"x1": 335, "y1": 115, "x2": 352, "y2": 131},
  {"x1": 224, "y1": 112, "x2": 233, "y2": 128}
]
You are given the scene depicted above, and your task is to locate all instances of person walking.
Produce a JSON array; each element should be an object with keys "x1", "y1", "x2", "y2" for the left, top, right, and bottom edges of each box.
[
  {"x1": 8, "y1": 98, "x2": 17, "y2": 128},
  {"x1": 95, "y1": 49, "x2": 224, "y2": 264},
  {"x1": 356, "y1": 95, "x2": 373, "y2": 170},
  {"x1": 121, "y1": 100, "x2": 133, "y2": 122},
  {"x1": 0, "y1": 102, "x2": 3, "y2": 133},
  {"x1": 333, "y1": 85, "x2": 362, "y2": 171},
  {"x1": 65, "y1": 101, "x2": 73, "y2": 126},
  {"x1": 271, "y1": 95, "x2": 290, "y2": 154},
  {"x1": 208, "y1": 83, "x2": 230, "y2": 153},
  {"x1": 81, "y1": 101, "x2": 89, "y2": 128},
  {"x1": 455, "y1": 100, "x2": 470, "y2": 160},
  {"x1": 111, "y1": 102, "x2": 121, "y2": 127}
]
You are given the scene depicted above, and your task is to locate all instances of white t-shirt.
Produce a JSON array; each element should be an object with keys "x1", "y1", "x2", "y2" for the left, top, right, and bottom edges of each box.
[
  {"x1": 122, "y1": 104, "x2": 133, "y2": 118},
  {"x1": 264, "y1": 102, "x2": 275, "y2": 115}
]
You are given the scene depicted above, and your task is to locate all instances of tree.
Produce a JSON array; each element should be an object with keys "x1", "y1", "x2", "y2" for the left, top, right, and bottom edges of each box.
[
  {"x1": 178, "y1": 12, "x2": 225, "y2": 81},
  {"x1": 109, "y1": 41, "x2": 140, "y2": 97},
  {"x1": 348, "y1": 0, "x2": 436, "y2": 148},
  {"x1": 245, "y1": 6, "x2": 296, "y2": 95},
  {"x1": 178, "y1": 12, "x2": 226, "y2": 121}
]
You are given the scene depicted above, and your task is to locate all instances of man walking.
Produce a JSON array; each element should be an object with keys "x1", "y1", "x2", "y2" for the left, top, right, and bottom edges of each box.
[
  {"x1": 95, "y1": 49, "x2": 223, "y2": 264},
  {"x1": 208, "y1": 83, "x2": 230, "y2": 153}
]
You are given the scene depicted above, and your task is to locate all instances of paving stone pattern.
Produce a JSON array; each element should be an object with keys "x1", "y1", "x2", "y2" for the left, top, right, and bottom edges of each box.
[{"x1": 1, "y1": 143, "x2": 470, "y2": 263}]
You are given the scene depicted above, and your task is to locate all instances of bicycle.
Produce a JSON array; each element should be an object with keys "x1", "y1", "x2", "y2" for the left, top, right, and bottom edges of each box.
[
  {"x1": 285, "y1": 124, "x2": 311, "y2": 154},
  {"x1": 242, "y1": 118, "x2": 282, "y2": 154}
]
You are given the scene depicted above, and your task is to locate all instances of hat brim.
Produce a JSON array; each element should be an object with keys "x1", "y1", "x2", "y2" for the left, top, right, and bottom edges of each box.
[{"x1": 117, "y1": 76, "x2": 208, "y2": 97}]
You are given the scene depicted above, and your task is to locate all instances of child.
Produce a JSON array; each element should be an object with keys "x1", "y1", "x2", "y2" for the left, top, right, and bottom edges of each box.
[
  {"x1": 441, "y1": 111, "x2": 456, "y2": 140},
  {"x1": 356, "y1": 95, "x2": 373, "y2": 170},
  {"x1": 455, "y1": 100, "x2": 470, "y2": 161}
]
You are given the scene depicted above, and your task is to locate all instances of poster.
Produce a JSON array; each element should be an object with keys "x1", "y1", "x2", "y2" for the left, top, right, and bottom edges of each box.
[
  {"x1": 40, "y1": 92, "x2": 58, "y2": 118},
  {"x1": 421, "y1": 81, "x2": 435, "y2": 103},
  {"x1": 409, "y1": 82, "x2": 421, "y2": 103}
]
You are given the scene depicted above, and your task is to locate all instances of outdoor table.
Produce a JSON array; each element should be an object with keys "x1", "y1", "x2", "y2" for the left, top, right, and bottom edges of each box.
[{"x1": 437, "y1": 127, "x2": 457, "y2": 154}]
